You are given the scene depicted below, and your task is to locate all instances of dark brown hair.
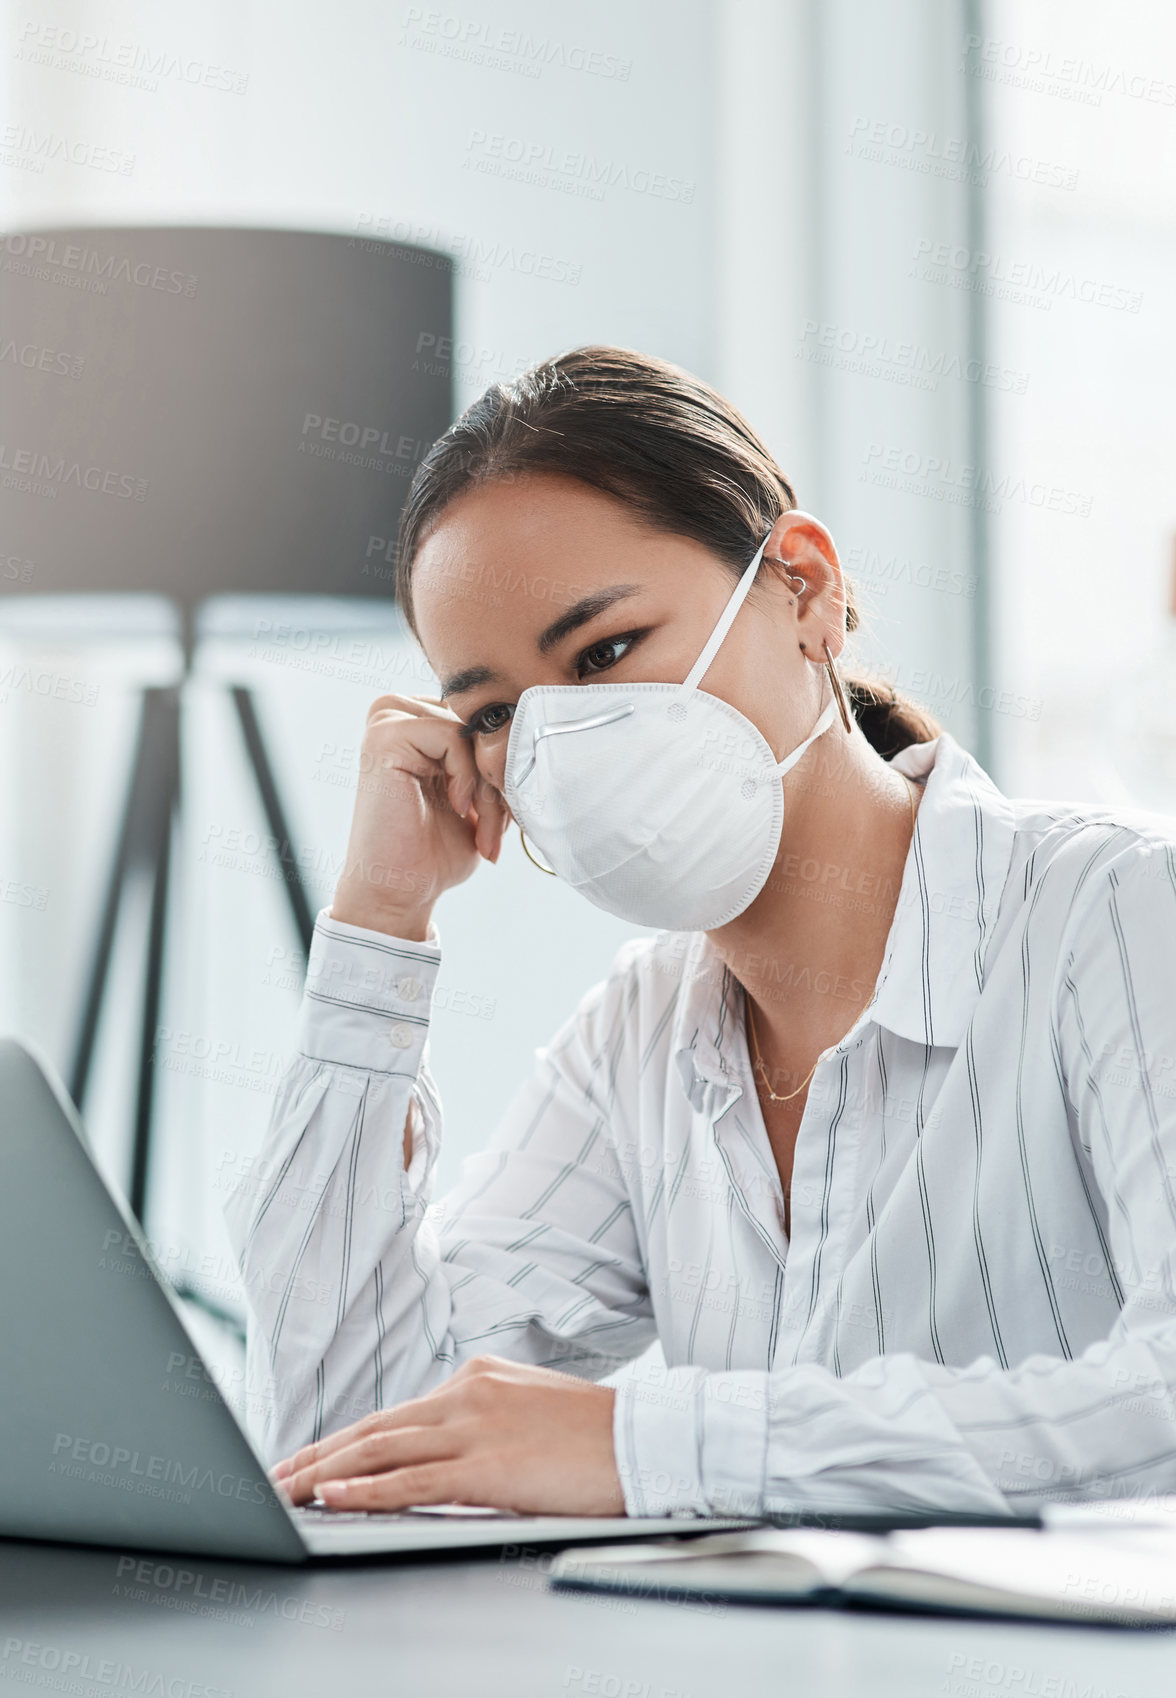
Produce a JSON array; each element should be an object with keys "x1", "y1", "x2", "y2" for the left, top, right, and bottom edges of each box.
[{"x1": 396, "y1": 344, "x2": 940, "y2": 758}]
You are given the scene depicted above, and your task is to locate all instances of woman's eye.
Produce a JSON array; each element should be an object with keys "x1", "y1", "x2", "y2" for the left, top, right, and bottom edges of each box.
[
  {"x1": 461, "y1": 631, "x2": 646, "y2": 734},
  {"x1": 578, "y1": 634, "x2": 637, "y2": 677},
  {"x1": 466, "y1": 702, "x2": 514, "y2": 737}
]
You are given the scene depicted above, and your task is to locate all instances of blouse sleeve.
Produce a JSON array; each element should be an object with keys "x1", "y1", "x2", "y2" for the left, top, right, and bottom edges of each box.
[
  {"x1": 224, "y1": 909, "x2": 657, "y2": 1464},
  {"x1": 612, "y1": 837, "x2": 1176, "y2": 1518}
]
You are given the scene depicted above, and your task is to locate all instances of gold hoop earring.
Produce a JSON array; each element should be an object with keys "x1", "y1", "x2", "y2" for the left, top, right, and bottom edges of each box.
[
  {"x1": 519, "y1": 827, "x2": 557, "y2": 876},
  {"x1": 822, "y1": 639, "x2": 853, "y2": 735}
]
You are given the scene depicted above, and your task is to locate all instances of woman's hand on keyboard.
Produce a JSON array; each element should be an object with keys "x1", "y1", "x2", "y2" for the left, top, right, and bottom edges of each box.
[{"x1": 269, "y1": 1356, "x2": 625, "y2": 1516}]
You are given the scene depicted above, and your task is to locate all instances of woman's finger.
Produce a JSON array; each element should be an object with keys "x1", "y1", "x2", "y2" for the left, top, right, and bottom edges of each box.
[
  {"x1": 470, "y1": 777, "x2": 511, "y2": 862},
  {"x1": 281, "y1": 1424, "x2": 459, "y2": 1506},
  {"x1": 273, "y1": 1384, "x2": 457, "y2": 1481},
  {"x1": 370, "y1": 711, "x2": 479, "y2": 820},
  {"x1": 357, "y1": 693, "x2": 507, "y2": 856},
  {"x1": 314, "y1": 1460, "x2": 494, "y2": 1514},
  {"x1": 365, "y1": 691, "x2": 458, "y2": 724}
]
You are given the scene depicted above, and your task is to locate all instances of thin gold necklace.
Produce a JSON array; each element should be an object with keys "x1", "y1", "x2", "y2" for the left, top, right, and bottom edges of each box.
[{"x1": 747, "y1": 774, "x2": 919, "y2": 1106}]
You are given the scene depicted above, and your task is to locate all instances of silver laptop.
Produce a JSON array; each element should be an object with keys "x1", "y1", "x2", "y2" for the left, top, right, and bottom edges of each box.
[{"x1": 0, "y1": 1036, "x2": 748, "y2": 1563}]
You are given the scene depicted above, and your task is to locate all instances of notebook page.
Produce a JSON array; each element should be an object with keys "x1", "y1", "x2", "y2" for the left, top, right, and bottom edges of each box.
[
  {"x1": 1045, "y1": 1495, "x2": 1176, "y2": 1533},
  {"x1": 551, "y1": 1529, "x2": 891, "y2": 1596},
  {"x1": 854, "y1": 1527, "x2": 1176, "y2": 1622}
]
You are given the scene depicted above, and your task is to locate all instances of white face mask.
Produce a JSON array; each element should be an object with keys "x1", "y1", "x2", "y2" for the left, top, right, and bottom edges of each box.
[{"x1": 502, "y1": 531, "x2": 839, "y2": 932}]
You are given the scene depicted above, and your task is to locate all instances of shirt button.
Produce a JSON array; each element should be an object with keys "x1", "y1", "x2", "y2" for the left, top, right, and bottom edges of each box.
[
  {"x1": 395, "y1": 975, "x2": 424, "y2": 1002},
  {"x1": 387, "y1": 1023, "x2": 414, "y2": 1050}
]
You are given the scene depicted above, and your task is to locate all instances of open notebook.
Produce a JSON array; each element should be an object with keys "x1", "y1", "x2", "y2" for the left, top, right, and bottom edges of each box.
[{"x1": 550, "y1": 1525, "x2": 1176, "y2": 1625}]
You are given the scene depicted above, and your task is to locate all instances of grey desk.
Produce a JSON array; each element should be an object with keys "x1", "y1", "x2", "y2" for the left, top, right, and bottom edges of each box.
[{"x1": 1, "y1": 1535, "x2": 1174, "y2": 1698}]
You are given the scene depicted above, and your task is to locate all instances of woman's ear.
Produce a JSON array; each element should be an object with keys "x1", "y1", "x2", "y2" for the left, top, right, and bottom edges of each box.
[
  {"x1": 762, "y1": 511, "x2": 847, "y2": 658},
  {"x1": 767, "y1": 506, "x2": 838, "y2": 580}
]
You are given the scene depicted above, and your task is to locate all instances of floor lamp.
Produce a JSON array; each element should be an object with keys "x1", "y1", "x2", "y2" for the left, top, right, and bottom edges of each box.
[{"x1": 0, "y1": 223, "x2": 454, "y2": 1229}]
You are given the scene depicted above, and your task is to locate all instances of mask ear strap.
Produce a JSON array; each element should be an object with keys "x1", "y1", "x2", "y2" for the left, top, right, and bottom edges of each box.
[
  {"x1": 774, "y1": 695, "x2": 838, "y2": 777},
  {"x1": 675, "y1": 531, "x2": 772, "y2": 698}
]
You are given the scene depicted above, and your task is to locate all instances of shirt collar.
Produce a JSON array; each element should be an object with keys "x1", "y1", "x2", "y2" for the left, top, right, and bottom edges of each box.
[
  {"x1": 668, "y1": 731, "x2": 1017, "y2": 1098},
  {"x1": 876, "y1": 731, "x2": 1016, "y2": 1047},
  {"x1": 668, "y1": 930, "x2": 745, "y2": 1112}
]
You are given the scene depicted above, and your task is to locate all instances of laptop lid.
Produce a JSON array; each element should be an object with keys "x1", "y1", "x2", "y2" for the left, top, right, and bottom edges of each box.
[{"x1": 0, "y1": 1037, "x2": 307, "y2": 1564}]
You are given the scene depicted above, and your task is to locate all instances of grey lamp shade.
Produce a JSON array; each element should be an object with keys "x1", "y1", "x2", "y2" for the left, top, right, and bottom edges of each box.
[{"x1": 0, "y1": 226, "x2": 454, "y2": 605}]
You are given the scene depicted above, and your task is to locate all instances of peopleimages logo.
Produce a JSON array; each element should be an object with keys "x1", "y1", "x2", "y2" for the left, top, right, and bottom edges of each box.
[
  {"x1": 1, "y1": 1638, "x2": 234, "y2": 1698},
  {"x1": 847, "y1": 115, "x2": 1078, "y2": 190},
  {"x1": 298, "y1": 413, "x2": 430, "y2": 478},
  {"x1": 399, "y1": 8, "x2": 632, "y2": 82},
  {"x1": 351, "y1": 214, "x2": 583, "y2": 287},
  {"x1": 0, "y1": 230, "x2": 198, "y2": 295},
  {"x1": 463, "y1": 129, "x2": 695, "y2": 203},
  {"x1": 797, "y1": 319, "x2": 1029, "y2": 395},
  {"x1": 911, "y1": 238, "x2": 1143, "y2": 315},
  {"x1": 0, "y1": 443, "x2": 146, "y2": 500},
  {"x1": 113, "y1": 1555, "x2": 346, "y2": 1629},
  {"x1": 0, "y1": 661, "x2": 99, "y2": 705},
  {"x1": 15, "y1": 20, "x2": 250, "y2": 95},
  {"x1": 0, "y1": 337, "x2": 85, "y2": 379},
  {"x1": 962, "y1": 34, "x2": 1176, "y2": 107},
  {"x1": 0, "y1": 123, "x2": 135, "y2": 175},
  {"x1": 861, "y1": 442, "x2": 1092, "y2": 519},
  {"x1": 50, "y1": 1432, "x2": 271, "y2": 1505}
]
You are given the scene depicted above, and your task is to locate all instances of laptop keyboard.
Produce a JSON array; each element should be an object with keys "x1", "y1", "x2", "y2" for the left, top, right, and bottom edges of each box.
[
  {"x1": 294, "y1": 1506, "x2": 397, "y2": 1524},
  {"x1": 294, "y1": 1502, "x2": 518, "y2": 1524}
]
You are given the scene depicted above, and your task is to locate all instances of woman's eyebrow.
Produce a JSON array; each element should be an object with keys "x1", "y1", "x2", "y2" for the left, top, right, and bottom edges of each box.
[
  {"x1": 536, "y1": 584, "x2": 641, "y2": 654},
  {"x1": 441, "y1": 580, "x2": 641, "y2": 692},
  {"x1": 440, "y1": 584, "x2": 643, "y2": 698},
  {"x1": 440, "y1": 663, "x2": 498, "y2": 698}
]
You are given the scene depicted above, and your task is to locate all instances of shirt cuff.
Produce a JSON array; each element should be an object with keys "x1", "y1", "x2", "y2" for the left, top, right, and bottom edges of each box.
[
  {"x1": 293, "y1": 905, "x2": 442, "y2": 1075},
  {"x1": 612, "y1": 1365, "x2": 708, "y2": 1517},
  {"x1": 612, "y1": 1365, "x2": 769, "y2": 1518}
]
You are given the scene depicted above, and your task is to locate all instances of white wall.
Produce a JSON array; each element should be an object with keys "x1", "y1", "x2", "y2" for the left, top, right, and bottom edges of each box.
[
  {"x1": 979, "y1": 0, "x2": 1176, "y2": 805},
  {"x1": 714, "y1": 0, "x2": 987, "y2": 762}
]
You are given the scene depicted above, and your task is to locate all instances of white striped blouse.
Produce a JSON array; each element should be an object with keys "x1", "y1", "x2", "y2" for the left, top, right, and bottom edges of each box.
[{"x1": 225, "y1": 729, "x2": 1176, "y2": 1517}]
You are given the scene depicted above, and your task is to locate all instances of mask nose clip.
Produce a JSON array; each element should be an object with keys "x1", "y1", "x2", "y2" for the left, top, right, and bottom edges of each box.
[{"x1": 514, "y1": 701, "x2": 635, "y2": 785}]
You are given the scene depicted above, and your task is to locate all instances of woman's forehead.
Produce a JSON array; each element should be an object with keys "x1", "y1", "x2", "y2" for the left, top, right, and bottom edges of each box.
[{"x1": 412, "y1": 473, "x2": 646, "y2": 580}]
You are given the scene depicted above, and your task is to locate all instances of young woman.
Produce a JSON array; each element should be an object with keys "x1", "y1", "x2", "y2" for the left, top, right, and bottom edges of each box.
[{"x1": 227, "y1": 346, "x2": 1176, "y2": 1521}]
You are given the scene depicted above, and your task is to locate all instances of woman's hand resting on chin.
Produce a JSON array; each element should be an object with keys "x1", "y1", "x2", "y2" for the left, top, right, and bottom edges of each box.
[{"x1": 270, "y1": 1356, "x2": 626, "y2": 1516}]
